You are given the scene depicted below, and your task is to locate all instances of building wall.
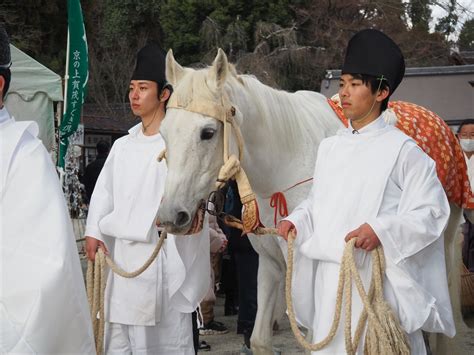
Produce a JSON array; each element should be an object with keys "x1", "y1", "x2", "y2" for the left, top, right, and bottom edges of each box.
[{"x1": 320, "y1": 66, "x2": 474, "y2": 124}]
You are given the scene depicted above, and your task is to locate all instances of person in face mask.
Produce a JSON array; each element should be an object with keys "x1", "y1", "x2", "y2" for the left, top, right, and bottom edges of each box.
[
  {"x1": 458, "y1": 119, "x2": 474, "y2": 271},
  {"x1": 458, "y1": 119, "x2": 474, "y2": 187}
]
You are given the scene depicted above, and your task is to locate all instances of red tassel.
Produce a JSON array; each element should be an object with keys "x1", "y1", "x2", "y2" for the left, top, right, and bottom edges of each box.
[{"x1": 270, "y1": 192, "x2": 289, "y2": 227}]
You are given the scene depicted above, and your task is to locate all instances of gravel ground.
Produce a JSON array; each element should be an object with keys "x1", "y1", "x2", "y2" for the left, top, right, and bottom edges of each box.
[
  {"x1": 456, "y1": 315, "x2": 474, "y2": 354},
  {"x1": 200, "y1": 296, "x2": 474, "y2": 355},
  {"x1": 199, "y1": 295, "x2": 304, "y2": 355}
]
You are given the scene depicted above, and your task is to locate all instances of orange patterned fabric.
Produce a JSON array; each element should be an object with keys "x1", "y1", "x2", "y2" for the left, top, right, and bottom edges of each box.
[
  {"x1": 328, "y1": 98, "x2": 474, "y2": 209},
  {"x1": 328, "y1": 97, "x2": 349, "y2": 128}
]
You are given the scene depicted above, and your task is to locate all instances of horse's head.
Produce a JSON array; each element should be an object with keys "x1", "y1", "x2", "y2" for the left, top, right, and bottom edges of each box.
[{"x1": 157, "y1": 49, "x2": 240, "y2": 234}]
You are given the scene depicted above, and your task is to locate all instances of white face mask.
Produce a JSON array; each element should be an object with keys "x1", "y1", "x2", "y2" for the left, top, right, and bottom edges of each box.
[{"x1": 460, "y1": 139, "x2": 474, "y2": 152}]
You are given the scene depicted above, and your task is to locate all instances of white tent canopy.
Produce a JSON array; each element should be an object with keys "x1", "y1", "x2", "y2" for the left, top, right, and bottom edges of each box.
[{"x1": 5, "y1": 45, "x2": 63, "y2": 151}]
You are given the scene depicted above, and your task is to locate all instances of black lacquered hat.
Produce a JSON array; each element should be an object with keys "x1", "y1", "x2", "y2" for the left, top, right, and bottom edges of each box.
[
  {"x1": 131, "y1": 42, "x2": 167, "y2": 86},
  {"x1": 0, "y1": 26, "x2": 11, "y2": 70},
  {"x1": 342, "y1": 29, "x2": 405, "y2": 95}
]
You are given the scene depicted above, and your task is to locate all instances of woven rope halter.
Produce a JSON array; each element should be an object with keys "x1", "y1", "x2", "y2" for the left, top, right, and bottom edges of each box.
[{"x1": 163, "y1": 90, "x2": 264, "y2": 234}]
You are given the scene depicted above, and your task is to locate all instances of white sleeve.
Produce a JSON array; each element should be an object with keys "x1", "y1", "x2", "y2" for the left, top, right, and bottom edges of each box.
[
  {"x1": 84, "y1": 144, "x2": 116, "y2": 242},
  {"x1": 368, "y1": 142, "x2": 455, "y2": 336},
  {"x1": 1, "y1": 135, "x2": 95, "y2": 353},
  {"x1": 367, "y1": 142, "x2": 450, "y2": 264}
]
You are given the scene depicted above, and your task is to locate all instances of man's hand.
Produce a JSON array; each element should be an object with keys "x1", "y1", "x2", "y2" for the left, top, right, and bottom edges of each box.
[
  {"x1": 85, "y1": 236, "x2": 108, "y2": 262},
  {"x1": 344, "y1": 223, "x2": 380, "y2": 251},
  {"x1": 277, "y1": 220, "x2": 297, "y2": 241}
]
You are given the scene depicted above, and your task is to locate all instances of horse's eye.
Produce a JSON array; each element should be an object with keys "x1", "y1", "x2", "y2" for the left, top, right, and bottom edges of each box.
[{"x1": 200, "y1": 128, "x2": 216, "y2": 140}]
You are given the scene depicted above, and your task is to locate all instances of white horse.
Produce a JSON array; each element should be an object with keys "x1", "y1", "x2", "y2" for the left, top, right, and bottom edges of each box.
[{"x1": 157, "y1": 49, "x2": 465, "y2": 354}]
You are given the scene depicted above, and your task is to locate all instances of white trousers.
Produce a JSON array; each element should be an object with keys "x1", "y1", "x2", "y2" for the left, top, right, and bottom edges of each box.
[
  {"x1": 311, "y1": 260, "x2": 426, "y2": 354},
  {"x1": 104, "y1": 312, "x2": 194, "y2": 355}
]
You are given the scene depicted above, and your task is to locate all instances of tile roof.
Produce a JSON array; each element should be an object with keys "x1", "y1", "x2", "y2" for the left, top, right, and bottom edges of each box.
[{"x1": 82, "y1": 103, "x2": 137, "y2": 133}]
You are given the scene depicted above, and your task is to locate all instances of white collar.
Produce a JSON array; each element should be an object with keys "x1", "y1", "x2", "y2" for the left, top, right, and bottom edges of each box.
[
  {"x1": 348, "y1": 115, "x2": 386, "y2": 135},
  {"x1": 128, "y1": 122, "x2": 143, "y2": 136},
  {"x1": 0, "y1": 105, "x2": 12, "y2": 125},
  {"x1": 128, "y1": 122, "x2": 163, "y2": 142},
  {"x1": 464, "y1": 152, "x2": 474, "y2": 162}
]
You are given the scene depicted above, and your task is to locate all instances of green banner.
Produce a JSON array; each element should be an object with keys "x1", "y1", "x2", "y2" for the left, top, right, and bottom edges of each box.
[{"x1": 58, "y1": 0, "x2": 88, "y2": 168}]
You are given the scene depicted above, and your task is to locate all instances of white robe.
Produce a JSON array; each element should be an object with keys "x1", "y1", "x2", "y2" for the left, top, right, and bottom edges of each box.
[
  {"x1": 285, "y1": 117, "x2": 455, "y2": 354},
  {"x1": 0, "y1": 107, "x2": 95, "y2": 354},
  {"x1": 464, "y1": 152, "x2": 474, "y2": 189},
  {"x1": 85, "y1": 123, "x2": 210, "y2": 327}
]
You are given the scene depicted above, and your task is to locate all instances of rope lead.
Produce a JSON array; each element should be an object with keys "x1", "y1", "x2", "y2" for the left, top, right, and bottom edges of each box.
[{"x1": 86, "y1": 231, "x2": 167, "y2": 354}]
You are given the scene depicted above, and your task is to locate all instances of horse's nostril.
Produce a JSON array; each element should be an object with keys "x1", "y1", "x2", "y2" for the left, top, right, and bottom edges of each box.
[{"x1": 175, "y1": 211, "x2": 191, "y2": 227}]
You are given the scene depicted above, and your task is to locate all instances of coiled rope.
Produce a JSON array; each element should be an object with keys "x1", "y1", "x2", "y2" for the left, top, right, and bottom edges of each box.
[
  {"x1": 285, "y1": 232, "x2": 410, "y2": 354},
  {"x1": 221, "y1": 214, "x2": 410, "y2": 354},
  {"x1": 86, "y1": 231, "x2": 166, "y2": 355}
]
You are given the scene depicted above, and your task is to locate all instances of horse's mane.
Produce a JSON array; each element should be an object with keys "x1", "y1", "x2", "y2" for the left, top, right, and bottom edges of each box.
[
  {"x1": 173, "y1": 66, "x2": 341, "y2": 152},
  {"x1": 227, "y1": 74, "x2": 340, "y2": 151}
]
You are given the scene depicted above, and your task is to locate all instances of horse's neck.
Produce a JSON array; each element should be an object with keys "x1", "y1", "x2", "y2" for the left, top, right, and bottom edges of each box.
[{"x1": 226, "y1": 76, "x2": 341, "y2": 197}]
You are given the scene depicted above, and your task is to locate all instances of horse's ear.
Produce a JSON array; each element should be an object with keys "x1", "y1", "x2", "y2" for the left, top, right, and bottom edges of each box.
[
  {"x1": 208, "y1": 48, "x2": 229, "y2": 90},
  {"x1": 166, "y1": 49, "x2": 185, "y2": 86}
]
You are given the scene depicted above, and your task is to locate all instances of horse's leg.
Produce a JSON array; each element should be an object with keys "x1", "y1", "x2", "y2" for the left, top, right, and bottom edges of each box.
[
  {"x1": 435, "y1": 203, "x2": 465, "y2": 355},
  {"x1": 271, "y1": 275, "x2": 286, "y2": 331},
  {"x1": 273, "y1": 273, "x2": 314, "y2": 355},
  {"x1": 249, "y1": 235, "x2": 286, "y2": 355}
]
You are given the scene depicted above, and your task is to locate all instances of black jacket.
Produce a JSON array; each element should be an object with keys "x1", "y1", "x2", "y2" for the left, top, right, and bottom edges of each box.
[{"x1": 83, "y1": 155, "x2": 107, "y2": 202}]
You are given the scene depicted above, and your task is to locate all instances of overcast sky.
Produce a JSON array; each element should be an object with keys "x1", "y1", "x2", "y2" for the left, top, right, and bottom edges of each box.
[{"x1": 430, "y1": 0, "x2": 474, "y2": 38}]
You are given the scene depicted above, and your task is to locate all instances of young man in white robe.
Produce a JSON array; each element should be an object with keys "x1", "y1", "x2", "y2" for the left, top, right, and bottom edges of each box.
[
  {"x1": 278, "y1": 29, "x2": 455, "y2": 354},
  {"x1": 84, "y1": 43, "x2": 210, "y2": 354},
  {"x1": 0, "y1": 26, "x2": 96, "y2": 353}
]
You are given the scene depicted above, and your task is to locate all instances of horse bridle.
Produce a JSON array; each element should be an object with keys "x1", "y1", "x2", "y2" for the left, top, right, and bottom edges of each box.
[{"x1": 161, "y1": 91, "x2": 264, "y2": 234}]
